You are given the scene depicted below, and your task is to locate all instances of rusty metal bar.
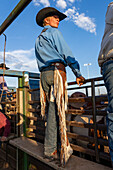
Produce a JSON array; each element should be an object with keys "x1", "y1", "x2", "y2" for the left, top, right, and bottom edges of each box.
[
  {"x1": 91, "y1": 80, "x2": 100, "y2": 162},
  {"x1": 68, "y1": 77, "x2": 103, "y2": 85},
  {"x1": 28, "y1": 100, "x2": 40, "y2": 105},
  {"x1": 67, "y1": 109, "x2": 107, "y2": 116},
  {"x1": 0, "y1": 101, "x2": 16, "y2": 104},
  {"x1": 0, "y1": 0, "x2": 32, "y2": 35},
  {"x1": 28, "y1": 88, "x2": 40, "y2": 92},
  {"x1": 68, "y1": 95, "x2": 107, "y2": 103}
]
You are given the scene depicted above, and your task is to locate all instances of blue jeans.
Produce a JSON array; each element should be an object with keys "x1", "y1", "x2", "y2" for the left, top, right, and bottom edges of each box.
[
  {"x1": 41, "y1": 66, "x2": 59, "y2": 156},
  {"x1": 102, "y1": 60, "x2": 113, "y2": 163}
]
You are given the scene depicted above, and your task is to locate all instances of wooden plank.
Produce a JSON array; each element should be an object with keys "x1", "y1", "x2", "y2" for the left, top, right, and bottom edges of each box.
[
  {"x1": 16, "y1": 88, "x2": 24, "y2": 136},
  {"x1": 71, "y1": 143, "x2": 110, "y2": 161},
  {"x1": 9, "y1": 137, "x2": 112, "y2": 170},
  {"x1": 9, "y1": 137, "x2": 63, "y2": 170},
  {"x1": 28, "y1": 100, "x2": 40, "y2": 105},
  {"x1": 66, "y1": 120, "x2": 107, "y2": 131},
  {"x1": 66, "y1": 120, "x2": 94, "y2": 128},
  {"x1": 71, "y1": 143, "x2": 95, "y2": 156},
  {"x1": 28, "y1": 125, "x2": 45, "y2": 131},
  {"x1": 27, "y1": 132, "x2": 44, "y2": 141},
  {"x1": 28, "y1": 108, "x2": 40, "y2": 113},
  {"x1": 64, "y1": 154, "x2": 112, "y2": 170},
  {"x1": 27, "y1": 89, "x2": 34, "y2": 135},
  {"x1": 0, "y1": 101, "x2": 16, "y2": 104},
  {"x1": 67, "y1": 132, "x2": 94, "y2": 143}
]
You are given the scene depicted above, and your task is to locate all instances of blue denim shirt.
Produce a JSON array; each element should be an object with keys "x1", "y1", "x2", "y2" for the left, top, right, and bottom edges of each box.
[{"x1": 35, "y1": 25, "x2": 82, "y2": 77}]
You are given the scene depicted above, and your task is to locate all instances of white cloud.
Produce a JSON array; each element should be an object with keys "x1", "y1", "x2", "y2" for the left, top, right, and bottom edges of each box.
[
  {"x1": 74, "y1": 13, "x2": 96, "y2": 34},
  {"x1": 33, "y1": 0, "x2": 50, "y2": 7},
  {"x1": 33, "y1": 0, "x2": 40, "y2": 6},
  {"x1": 0, "y1": 48, "x2": 39, "y2": 73},
  {"x1": 56, "y1": 0, "x2": 67, "y2": 9},
  {"x1": 65, "y1": 7, "x2": 76, "y2": 19},
  {"x1": 65, "y1": 7, "x2": 96, "y2": 34},
  {"x1": 68, "y1": 0, "x2": 75, "y2": 3}
]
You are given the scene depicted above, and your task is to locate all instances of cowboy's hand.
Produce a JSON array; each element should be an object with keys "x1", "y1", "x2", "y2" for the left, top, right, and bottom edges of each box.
[
  {"x1": 76, "y1": 76, "x2": 85, "y2": 86},
  {"x1": 1, "y1": 136, "x2": 7, "y2": 142}
]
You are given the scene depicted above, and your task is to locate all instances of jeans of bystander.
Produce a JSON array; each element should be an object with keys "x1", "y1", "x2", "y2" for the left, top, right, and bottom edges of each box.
[{"x1": 102, "y1": 60, "x2": 113, "y2": 163}]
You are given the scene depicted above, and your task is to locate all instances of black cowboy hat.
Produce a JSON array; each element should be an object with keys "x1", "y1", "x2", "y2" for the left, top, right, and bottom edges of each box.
[
  {"x1": 36, "y1": 7, "x2": 67, "y2": 27},
  {"x1": 0, "y1": 63, "x2": 9, "y2": 70}
]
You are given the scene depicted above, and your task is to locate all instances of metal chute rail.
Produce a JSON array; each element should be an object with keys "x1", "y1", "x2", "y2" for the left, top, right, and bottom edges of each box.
[{"x1": 0, "y1": 68, "x2": 111, "y2": 169}]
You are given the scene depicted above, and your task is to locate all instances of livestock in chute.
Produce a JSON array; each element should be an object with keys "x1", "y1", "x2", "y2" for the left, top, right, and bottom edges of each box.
[{"x1": 68, "y1": 91, "x2": 106, "y2": 152}]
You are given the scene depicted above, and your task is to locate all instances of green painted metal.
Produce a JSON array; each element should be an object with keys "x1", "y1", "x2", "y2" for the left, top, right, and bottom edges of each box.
[
  {"x1": 0, "y1": 69, "x2": 40, "y2": 78},
  {"x1": 0, "y1": 69, "x2": 23, "y2": 77},
  {"x1": 23, "y1": 72, "x2": 28, "y2": 170},
  {"x1": 18, "y1": 73, "x2": 28, "y2": 170},
  {"x1": 18, "y1": 77, "x2": 23, "y2": 88},
  {"x1": 0, "y1": 69, "x2": 40, "y2": 169},
  {"x1": 0, "y1": 0, "x2": 32, "y2": 35},
  {"x1": 23, "y1": 75, "x2": 26, "y2": 137},
  {"x1": 23, "y1": 153, "x2": 28, "y2": 170}
]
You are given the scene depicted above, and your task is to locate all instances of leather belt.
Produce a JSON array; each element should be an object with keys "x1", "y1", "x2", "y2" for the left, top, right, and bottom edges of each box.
[
  {"x1": 41, "y1": 63, "x2": 65, "y2": 72},
  {"x1": 51, "y1": 63, "x2": 66, "y2": 72}
]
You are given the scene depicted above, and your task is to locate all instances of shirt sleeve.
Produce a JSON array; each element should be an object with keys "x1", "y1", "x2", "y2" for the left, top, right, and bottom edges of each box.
[
  {"x1": 3, "y1": 119, "x2": 11, "y2": 137},
  {"x1": 52, "y1": 29, "x2": 82, "y2": 77}
]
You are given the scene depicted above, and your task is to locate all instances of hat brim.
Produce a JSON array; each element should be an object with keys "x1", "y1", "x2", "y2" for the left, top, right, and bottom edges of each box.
[
  {"x1": 5, "y1": 67, "x2": 10, "y2": 70},
  {"x1": 36, "y1": 7, "x2": 67, "y2": 27},
  {"x1": 0, "y1": 66, "x2": 9, "y2": 70},
  {"x1": 0, "y1": 63, "x2": 10, "y2": 70}
]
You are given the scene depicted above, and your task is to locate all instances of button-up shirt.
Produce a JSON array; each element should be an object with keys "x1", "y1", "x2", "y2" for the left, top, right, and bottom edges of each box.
[
  {"x1": 0, "y1": 112, "x2": 11, "y2": 137},
  {"x1": 35, "y1": 25, "x2": 82, "y2": 77}
]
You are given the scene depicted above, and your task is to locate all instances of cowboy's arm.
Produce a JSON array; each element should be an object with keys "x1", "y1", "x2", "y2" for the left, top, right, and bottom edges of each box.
[{"x1": 53, "y1": 30, "x2": 85, "y2": 81}]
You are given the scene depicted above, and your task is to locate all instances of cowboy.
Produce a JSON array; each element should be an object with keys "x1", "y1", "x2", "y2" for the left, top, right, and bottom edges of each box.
[
  {"x1": 35, "y1": 7, "x2": 85, "y2": 166},
  {"x1": 0, "y1": 63, "x2": 9, "y2": 113},
  {"x1": 98, "y1": 2, "x2": 113, "y2": 167}
]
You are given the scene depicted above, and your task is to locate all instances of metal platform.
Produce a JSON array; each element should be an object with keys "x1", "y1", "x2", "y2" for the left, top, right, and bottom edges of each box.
[{"x1": 9, "y1": 137, "x2": 112, "y2": 170}]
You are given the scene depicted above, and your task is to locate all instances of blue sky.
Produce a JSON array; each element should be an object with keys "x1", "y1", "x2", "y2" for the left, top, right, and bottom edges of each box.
[{"x1": 0, "y1": 0, "x2": 112, "y2": 88}]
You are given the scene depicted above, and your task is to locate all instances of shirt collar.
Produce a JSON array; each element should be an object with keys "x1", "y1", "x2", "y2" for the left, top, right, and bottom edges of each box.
[{"x1": 44, "y1": 25, "x2": 51, "y2": 29}]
